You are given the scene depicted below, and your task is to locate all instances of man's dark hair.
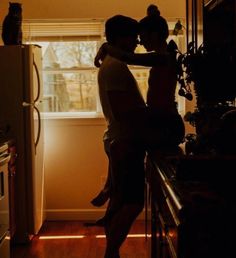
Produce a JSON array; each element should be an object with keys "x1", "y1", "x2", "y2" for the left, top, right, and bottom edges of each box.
[{"x1": 105, "y1": 15, "x2": 138, "y2": 44}]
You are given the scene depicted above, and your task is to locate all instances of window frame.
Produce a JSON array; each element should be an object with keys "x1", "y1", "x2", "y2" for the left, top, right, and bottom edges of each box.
[{"x1": 23, "y1": 19, "x2": 186, "y2": 119}]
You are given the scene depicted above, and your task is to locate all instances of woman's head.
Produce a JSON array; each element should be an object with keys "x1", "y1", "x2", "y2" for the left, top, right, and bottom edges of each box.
[{"x1": 139, "y1": 5, "x2": 169, "y2": 51}]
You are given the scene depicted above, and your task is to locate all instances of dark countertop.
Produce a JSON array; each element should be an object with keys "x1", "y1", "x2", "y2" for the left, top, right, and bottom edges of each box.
[
  {"x1": 147, "y1": 152, "x2": 236, "y2": 258},
  {"x1": 147, "y1": 152, "x2": 236, "y2": 206}
]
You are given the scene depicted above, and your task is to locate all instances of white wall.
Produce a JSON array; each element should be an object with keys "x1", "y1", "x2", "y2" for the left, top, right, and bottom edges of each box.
[
  {"x1": 44, "y1": 117, "x2": 109, "y2": 220},
  {"x1": 0, "y1": 0, "x2": 191, "y2": 220}
]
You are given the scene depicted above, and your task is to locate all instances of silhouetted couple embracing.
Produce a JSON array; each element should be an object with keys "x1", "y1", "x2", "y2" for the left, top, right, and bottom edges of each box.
[{"x1": 92, "y1": 4, "x2": 185, "y2": 258}]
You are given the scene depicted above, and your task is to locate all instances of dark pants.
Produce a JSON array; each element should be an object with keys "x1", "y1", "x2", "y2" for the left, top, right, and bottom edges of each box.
[{"x1": 104, "y1": 139, "x2": 146, "y2": 220}]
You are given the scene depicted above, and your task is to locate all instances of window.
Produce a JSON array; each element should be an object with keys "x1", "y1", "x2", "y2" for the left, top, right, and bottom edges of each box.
[
  {"x1": 38, "y1": 41, "x2": 100, "y2": 113},
  {"x1": 23, "y1": 19, "x2": 185, "y2": 117}
]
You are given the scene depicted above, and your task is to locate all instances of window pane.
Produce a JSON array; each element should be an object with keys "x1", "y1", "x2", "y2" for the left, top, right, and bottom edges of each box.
[
  {"x1": 43, "y1": 70, "x2": 98, "y2": 112},
  {"x1": 34, "y1": 41, "x2": 99, "y2": 112},
  {"x1": 44, "y1": 41, "x2": 97, "y2": 68}
]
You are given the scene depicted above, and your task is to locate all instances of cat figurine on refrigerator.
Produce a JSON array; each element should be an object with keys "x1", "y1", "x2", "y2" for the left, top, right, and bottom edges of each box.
[{"x1": 1, "y1": 2, "x2": 22, "y2": 45}]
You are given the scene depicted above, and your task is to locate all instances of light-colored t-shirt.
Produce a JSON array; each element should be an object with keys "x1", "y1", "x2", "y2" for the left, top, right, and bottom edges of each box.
[{"x1": 98, "y1": 55, "x2": 146, "y2": 141}]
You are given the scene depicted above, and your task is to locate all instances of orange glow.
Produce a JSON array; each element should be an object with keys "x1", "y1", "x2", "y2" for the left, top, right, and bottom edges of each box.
[
  {"x1": 39, "y1": 234, "x2": 151, "y2": 240},
  {"x1": 39, "y1": 235, "x2": 85, "y2": 239},
  {"x1": 96, "y1": 234, "x2": 151, "y2": 239}
]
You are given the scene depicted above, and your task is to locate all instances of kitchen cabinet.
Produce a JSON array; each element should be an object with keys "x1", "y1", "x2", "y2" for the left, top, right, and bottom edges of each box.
[{"x1": 146, "y1": 154, "x2": 236, "y2": 258}]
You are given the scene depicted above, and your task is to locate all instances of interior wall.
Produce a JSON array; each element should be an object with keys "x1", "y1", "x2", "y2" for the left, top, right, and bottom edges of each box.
[
  {"x1": 43, "y1": 117, "x2": 109, "y2": 220},
  {"x1": 0, "y1": 0, "x2": 185, "y2": 21}
]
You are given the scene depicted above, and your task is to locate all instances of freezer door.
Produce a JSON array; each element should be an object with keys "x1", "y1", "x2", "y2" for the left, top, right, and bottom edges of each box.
[{"x1": 32, "y1": 45, "x2": 43, "y2": 105}]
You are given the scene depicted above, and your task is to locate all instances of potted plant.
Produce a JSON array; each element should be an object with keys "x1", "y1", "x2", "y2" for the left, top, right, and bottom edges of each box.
[{"x1": 175, "y1": 40, "x2": 236, "y2": 155}]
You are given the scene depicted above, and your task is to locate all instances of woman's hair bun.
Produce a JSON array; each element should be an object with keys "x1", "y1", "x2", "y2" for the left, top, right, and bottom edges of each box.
[{"x1": 147, "y1": 4, "x2": 160, "y2": 17}]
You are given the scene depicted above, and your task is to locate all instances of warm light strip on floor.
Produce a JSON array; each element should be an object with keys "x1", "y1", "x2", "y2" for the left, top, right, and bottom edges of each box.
[
  {"x1": 38, "y1": 234, "x2": 151, "y2": 240},
  {"x1": 96, "y1": 234, "x2": 151, "y2": 238},
  {"x1": 39, "y1": 235, "x2": 85, "y2": 240}
]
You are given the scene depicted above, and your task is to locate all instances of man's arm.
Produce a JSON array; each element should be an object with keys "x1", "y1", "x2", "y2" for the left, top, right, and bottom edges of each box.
[{"x1": 94, "y1": 42, "x2": 169, "y2": 67}]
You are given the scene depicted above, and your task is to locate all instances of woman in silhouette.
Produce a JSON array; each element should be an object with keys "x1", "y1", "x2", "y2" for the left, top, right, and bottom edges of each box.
[{"x1": 92, "y1": 4, "x2": 185, "y2": 221}]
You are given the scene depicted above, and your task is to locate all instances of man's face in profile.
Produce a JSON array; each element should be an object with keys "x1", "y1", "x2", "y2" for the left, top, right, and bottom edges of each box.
[{"x1": 118, "y1": 34, "x2": 139, "y2": 53}]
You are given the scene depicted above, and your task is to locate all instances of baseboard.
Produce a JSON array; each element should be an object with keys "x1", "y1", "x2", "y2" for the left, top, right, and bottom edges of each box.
[{"x1": 45, "y1": 208, "x2": 146, "y2": 221}]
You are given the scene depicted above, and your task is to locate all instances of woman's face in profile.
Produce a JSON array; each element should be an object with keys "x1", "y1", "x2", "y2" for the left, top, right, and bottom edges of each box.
[{"x1": 139, "y1": 29, "x2": 162, "y2": 52}]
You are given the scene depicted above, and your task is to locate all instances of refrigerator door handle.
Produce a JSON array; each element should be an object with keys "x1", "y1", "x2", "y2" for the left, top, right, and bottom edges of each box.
[
  {"x1": 33, "y1": 59, "x2": 40, "y2": 103},
  {"x1": 22, "y1": 101, "x2": 42, "y2": 107},
  {"x1": 22, "y1": 102, "x2": 33, "y2": 107},
  {"x1": 34, "y1": 106, "x2": 41, "y2": 151}
]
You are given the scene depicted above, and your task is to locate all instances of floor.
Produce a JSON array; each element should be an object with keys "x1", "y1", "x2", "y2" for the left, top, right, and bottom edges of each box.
[{"x1": 11, "y1": 220, "x2": 149, "y2": 258}]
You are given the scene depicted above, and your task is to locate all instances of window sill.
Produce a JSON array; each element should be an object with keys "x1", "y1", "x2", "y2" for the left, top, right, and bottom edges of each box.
[
  {"x1": 41, "y1": 112, "x2": 104, "y2": 119},
  {"x1": 41, "y1": 112, "x2": 106, "y2": 126}
]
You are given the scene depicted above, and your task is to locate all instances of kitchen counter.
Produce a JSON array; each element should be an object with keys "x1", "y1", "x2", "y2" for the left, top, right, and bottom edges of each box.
[{"x1": 146, "y1": 153, "x2": 236, "y2": 258}]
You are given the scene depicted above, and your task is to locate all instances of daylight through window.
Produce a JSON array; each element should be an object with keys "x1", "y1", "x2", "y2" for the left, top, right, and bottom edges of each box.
[{"x1": 23, "y1": 20, "x2": 185, "y2": 117}]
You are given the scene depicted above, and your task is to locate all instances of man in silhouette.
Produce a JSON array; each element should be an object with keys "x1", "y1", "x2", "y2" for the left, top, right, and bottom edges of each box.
[{"x1": 96, "y1": 15, "x2": 147, "y2": 258}]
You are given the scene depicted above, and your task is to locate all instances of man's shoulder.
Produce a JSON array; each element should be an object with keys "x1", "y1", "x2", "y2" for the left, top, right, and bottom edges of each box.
[
  {"x1": 99, "y1": 56, "x2": 129, "y2": 80},
  {"x1": 102, "y1": 55, "x2": 127, "y2": 68}
]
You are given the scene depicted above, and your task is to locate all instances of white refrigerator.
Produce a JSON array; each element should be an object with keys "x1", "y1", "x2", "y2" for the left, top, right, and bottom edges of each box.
[{"x1": 0, "y1": 45, "x2": 45, "y2": 243}]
